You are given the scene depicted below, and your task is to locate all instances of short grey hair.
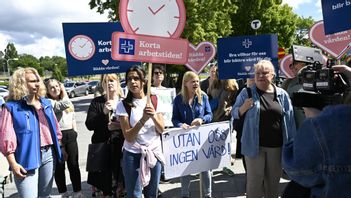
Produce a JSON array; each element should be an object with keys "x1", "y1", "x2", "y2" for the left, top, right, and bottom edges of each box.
[{"x1": 254, "y1": 60, "x2": 276, "y2": 76}]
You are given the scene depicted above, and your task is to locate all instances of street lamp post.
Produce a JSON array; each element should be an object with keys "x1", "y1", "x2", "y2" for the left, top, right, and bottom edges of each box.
[{"x1": 6, "y1": 58, "x2": 18, "y2": 77}]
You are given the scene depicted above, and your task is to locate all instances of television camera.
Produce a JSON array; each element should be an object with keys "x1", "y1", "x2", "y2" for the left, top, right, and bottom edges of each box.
[{"x1": 291, "y1": 45, "x2": 350, "y2": 109}]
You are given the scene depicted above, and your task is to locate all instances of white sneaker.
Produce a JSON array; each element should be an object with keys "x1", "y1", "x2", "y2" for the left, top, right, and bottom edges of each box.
[
  {"x1": 60, "y1": 192, "x2": 69, "y2": 198},
  {"x1": 71, "y1": 191, "x2": 84, "y2": 198}
]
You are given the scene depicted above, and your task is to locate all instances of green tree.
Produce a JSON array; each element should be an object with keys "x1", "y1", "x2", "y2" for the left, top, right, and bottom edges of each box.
[
  {"x1": 3, "y1": 43, "x2": 19, "y2": 75},
  {"x1": 14, "y1": 54, "x2": 41, "y2": 75},
  {"x1": 89, "y1": 0, "x2": 118, "y2": 21},
  {"x1": 39, "y1": 56, "x2": 56, "y2": 72},
  {"x1": 52, "y1": 56, "x2": 68, "y2": 77},
  {"x1": 181, "y1": 0, "x2": 237, "y2": 45},
  {"x1": 230, "y1": 0, "x2": 298, "y2": 48},
  {"x1": 52, "y1": 65, "x2": 64, "y2": 82},
  {"x1": 293, "y1": 16, "x2": 315, "y2": 47}
]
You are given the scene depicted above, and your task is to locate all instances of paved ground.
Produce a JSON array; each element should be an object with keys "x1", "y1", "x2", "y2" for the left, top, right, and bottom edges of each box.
[{"x1": 2, "y1": 95, "x2": 289, "y2": 197}]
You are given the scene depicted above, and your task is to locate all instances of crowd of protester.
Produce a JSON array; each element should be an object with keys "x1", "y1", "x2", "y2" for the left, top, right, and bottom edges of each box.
[{"x1": 0, "y1": 59, "x2": 350, "y2": 198}]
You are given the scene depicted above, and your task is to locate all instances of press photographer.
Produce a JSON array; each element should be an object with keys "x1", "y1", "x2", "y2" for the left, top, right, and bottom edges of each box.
[
  {"x1": 290, "y1": 45, "x2": 350, "y2": 109},
  {"x1": 282, "y1": 65, "x2": 351, "y2": 197}
]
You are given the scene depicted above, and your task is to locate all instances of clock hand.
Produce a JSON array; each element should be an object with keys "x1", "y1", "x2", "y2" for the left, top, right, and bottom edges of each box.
[
  {"x1": 80, "y1": 42, "x2": 88, "y2": 48},
  {"x1": 148, "y1": 4, "x2": 165, "y2": 15}
]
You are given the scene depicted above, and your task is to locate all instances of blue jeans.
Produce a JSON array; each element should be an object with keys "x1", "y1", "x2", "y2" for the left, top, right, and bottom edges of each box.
[
  {"x1": 181, "y1": 171, "x2": 212, "y2": 197},
  {"x1": 14, "y1": 146, "x2": 56, "y2": 198},
  {"x1": 122, "y1": 150, "x2": 162, "y2": 198}
]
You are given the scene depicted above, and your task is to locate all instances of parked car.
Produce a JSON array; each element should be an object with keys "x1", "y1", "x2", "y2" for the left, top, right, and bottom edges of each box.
[
  {"x1": 0, "y1": 88, "x2": 9, "y2": 100},
  {"x1": 64, "y1": 81, "x2": 89, "y2": 98},
  {"x1": 87, "y1": 80, "x2": 99, "y2": 94}
]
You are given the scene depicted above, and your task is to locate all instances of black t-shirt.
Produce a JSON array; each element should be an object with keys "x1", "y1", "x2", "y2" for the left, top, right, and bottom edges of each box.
[{"x1": 257, "y1": 88, "x2": 283, "y2": 147}]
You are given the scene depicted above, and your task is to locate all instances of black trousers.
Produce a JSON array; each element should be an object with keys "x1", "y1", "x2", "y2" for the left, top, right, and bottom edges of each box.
[
  {"x1": 87, "y1": 133, "x2": 124, "y2": 196},
  {"x1": 55, "y1": 129, "x2": 82, "y2": 193},
  {"x1": 282, "y1": 180, "x2": 310, "y2": 198}
]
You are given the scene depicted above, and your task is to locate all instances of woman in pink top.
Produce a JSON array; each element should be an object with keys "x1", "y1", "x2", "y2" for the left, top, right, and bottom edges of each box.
[{"x1": 0, "y1": 67, "x2": 63, "y2": 197}]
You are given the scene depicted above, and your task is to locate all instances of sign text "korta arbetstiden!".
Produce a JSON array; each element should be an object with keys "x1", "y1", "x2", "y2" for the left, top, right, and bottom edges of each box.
[
  {"x1": 138, "y1": 41, "x2": 183, "y2": 59},
  {"x1": 111, "y1": 32, "x2": 188, "y2": 64}
]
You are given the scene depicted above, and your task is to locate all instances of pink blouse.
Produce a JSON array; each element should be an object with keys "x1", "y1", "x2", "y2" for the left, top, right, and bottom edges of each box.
[{"x1": 0, "y1": 107, "x2": 62, "y2": 156}]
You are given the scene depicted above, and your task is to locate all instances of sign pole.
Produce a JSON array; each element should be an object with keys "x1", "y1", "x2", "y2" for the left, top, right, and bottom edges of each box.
[
  {"x1": 147, "y1": 62, "x2": 153, "y2": 104},
  {"x1": 199, "y1": 173, "x2": 203, "y2": 198}
]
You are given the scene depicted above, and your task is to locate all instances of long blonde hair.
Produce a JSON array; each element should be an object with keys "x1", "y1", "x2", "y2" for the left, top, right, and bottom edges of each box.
[
  {"x1": 101, "y1": 74, "x2": 124, "y2": 98},
  {"x1": 180, "y1": 71, "x2": 203, "y2": 104},
  {"x1": 8, "y1": 67, "x2": 46, "y2": 100},
  {"x1": 224, "y1": 79, "x2": 239, "y2": 91}
]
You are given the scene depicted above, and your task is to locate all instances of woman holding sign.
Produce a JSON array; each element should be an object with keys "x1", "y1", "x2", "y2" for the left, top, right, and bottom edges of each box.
[
  {"x1": 116, "y1": 66, "x2": 165, "y2": 198},
  {"x1": 172, "y1": 71, "x2": 213, "y2": 198}
]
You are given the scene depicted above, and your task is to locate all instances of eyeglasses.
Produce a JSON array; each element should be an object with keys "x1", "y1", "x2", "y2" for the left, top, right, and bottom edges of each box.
[
  {"x1": 127, "y1": 76, "x2": 141, "y2": 82},
  {"x1": 255, "y1": 71, "x2": 271, "y2": 77},
  {"x1": 153, "y1": 71, "x2": 163, "y2": 75}
]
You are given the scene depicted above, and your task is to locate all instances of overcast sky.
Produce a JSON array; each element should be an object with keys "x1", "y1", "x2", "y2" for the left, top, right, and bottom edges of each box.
[{"x1": 0, "y1": 0, "x2": 322, "y2": 58}]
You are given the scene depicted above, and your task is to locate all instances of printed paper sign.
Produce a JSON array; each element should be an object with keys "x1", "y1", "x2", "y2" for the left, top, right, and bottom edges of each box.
[
  {"x1": 151, "y1": 87, "x2": 176, "y2": 127},
  {"x1": 62, "y1": 22, "x2": 136, "y2": 76},
  {"x1": 321, "y1": 0, "x2": 351, "y2": 34},
  {"x1": 309, "y1": 20, "x2": 351, "y2": 59},
  {"x1": 162, "y1": 121, "x2": 231, "y2": 179},
  {"x1": 185, "y1": 42, "x2": 216, "y2": 74},
  {"x1": 217, "y1": 34, "x2": 278, "y2": 79},
  {"x1": 111, "y1": 32, "x2": 188, "y2": 64}
]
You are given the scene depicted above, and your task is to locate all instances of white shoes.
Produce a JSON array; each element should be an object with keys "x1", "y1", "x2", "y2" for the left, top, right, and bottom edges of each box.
[
  {"x1": 60, "y1": 192, "x2": 69, "y2": 198},
  {"x1": 60, "y1": 191, "x2": 84, "y2": 198},
  {"x1": 71, "y1": 191, "x2": 84, "y2": 198}
]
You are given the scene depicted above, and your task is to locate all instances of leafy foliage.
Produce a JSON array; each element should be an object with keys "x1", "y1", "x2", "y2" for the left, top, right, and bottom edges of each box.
[
  {"x1": 231, "y1": 0, "x2": 299, "y2": 48},
  {"x1": 293, "y1": 16, "x2": 315, "y2": 47}
]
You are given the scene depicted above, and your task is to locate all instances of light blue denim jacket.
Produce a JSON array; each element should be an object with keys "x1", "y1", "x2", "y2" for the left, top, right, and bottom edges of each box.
[
  {"x1": 231, "y1": 85, "x2": 296, "y2": 157},
  {"x1": 283, "y1": 105, "x2": 351, "y2": 197}
]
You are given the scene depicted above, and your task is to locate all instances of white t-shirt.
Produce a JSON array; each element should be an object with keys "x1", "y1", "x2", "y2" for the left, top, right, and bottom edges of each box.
[{"x1": 116, "y1": 97, "x2": 161, "y2": 153}]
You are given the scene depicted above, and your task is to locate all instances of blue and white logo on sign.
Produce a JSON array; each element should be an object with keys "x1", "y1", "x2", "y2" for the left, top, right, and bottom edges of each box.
[
  {"x1": 242, "y1": 39, "x2": 252, "y2": 48},
  {"x1": 205, "y1": 46, "x2": 211, "y2": 52},
  {"x1": 119, "y1": 38, "x2": 135, "y2": 55},
  {"x1": 217, "y1": 34, "x2": 278, "y2": 79}
]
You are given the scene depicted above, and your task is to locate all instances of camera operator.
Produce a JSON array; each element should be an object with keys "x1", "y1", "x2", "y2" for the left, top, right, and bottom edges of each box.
[
  {"x1": 281, "y1": 61, "x2": 307, "y2": 128},
  {"x1": 281, "y1": 60, "x2": 310, "y2": 197},
  {"x1": 282, "y1": 65, "x2": 351, "y2": 197}
]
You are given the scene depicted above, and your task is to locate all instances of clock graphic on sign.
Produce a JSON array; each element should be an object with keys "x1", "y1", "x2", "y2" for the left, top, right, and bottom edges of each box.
[
  {"x1": 119, "y1": 0, "x2": 186, "y2": 38},
  {"x1": 68, "y1": 35, "x2": 95, "y2": 60}
]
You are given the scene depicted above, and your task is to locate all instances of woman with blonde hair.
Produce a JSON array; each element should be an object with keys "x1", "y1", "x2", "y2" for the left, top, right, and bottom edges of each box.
[
  {"x1": 86, "y1": 73, "x2": 124, "y2": 197},
  {"x1": 46, "y1": 78, "x2": 82, "y2": 198},
  {"x1": 207, "y1": 67, "x2": 239, "y2": 122},
  {"x1": 0, "y1": 67, "x2": 63, "y2": 197},
  {"x1": 172, "y1": 71, "x2": 213, "y2": 198}
]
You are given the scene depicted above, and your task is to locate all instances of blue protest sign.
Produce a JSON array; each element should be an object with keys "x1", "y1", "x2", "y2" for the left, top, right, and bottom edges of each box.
[
  {"x1": 322, "y1": 0, "x2": 351, "y2": 34},
  {"x1": 217, "y1": 34, "x2": 278, "y2": 79},
  {"x1": 62, "y1": 22, "x2": 137, "y2": 76}
]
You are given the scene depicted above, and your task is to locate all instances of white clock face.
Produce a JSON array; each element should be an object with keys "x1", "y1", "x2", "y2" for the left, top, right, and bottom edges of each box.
[
  {"x1": 121, "y1": 0, "x2": 186, "y2": 38},
  {"x1": 68, "y1": 35, "x2": 95, "y2": 60}
]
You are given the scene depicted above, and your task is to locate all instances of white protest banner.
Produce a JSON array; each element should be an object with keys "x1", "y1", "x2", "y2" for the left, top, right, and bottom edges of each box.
[
  {"x1": 151, "y1": 87, "x2": 176, "y2": 127},
  {"x1": 162, "y1": 121, "x2": 231, "y2": 179}
]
